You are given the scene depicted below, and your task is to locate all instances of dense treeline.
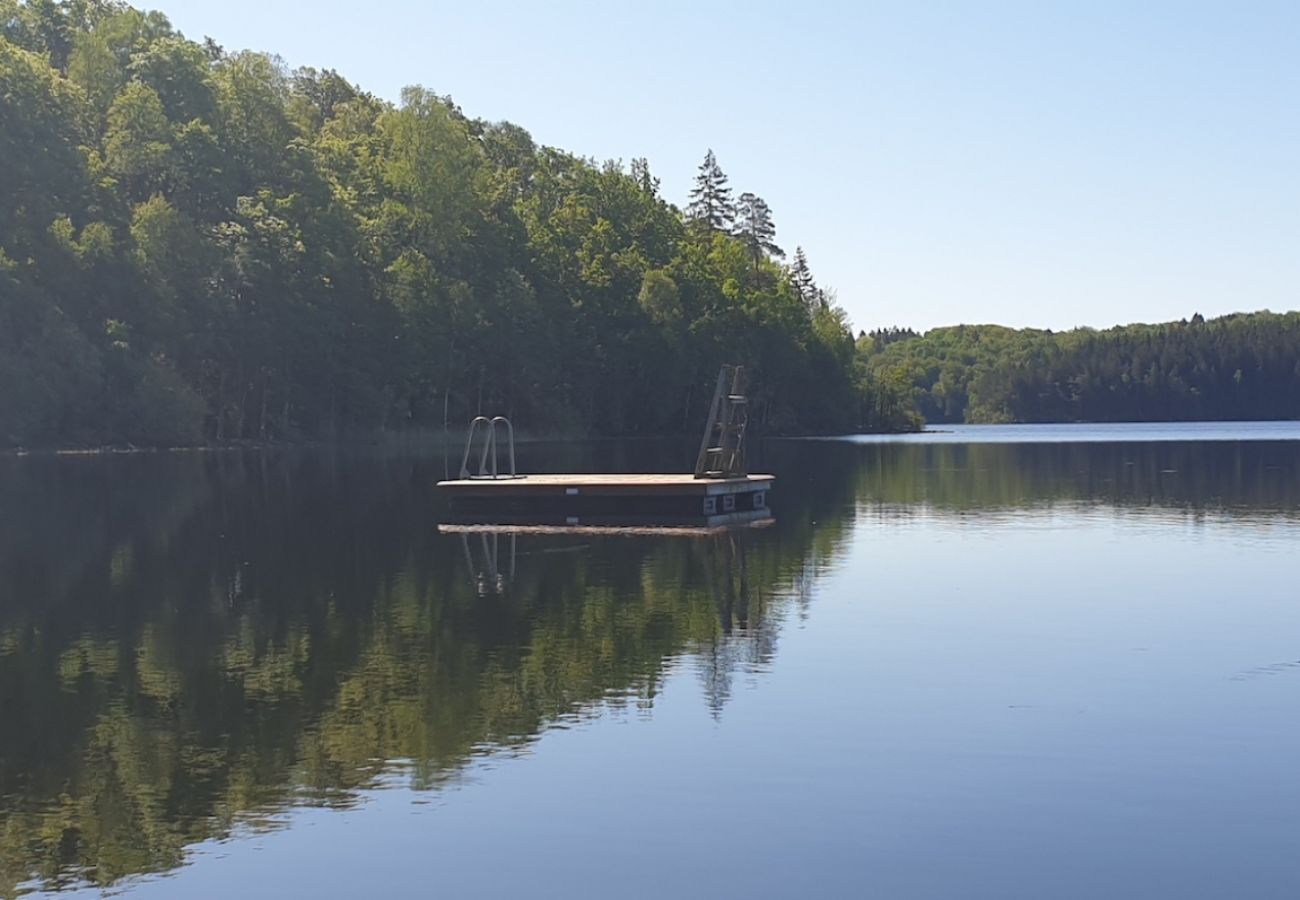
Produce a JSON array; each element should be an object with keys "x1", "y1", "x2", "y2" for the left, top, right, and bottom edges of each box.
[
  {"x1": 0, "y1": 0, "x2": 909, "y2": 448},
  {"x1": 861, "y1": 312, "x2": 1300, "y2": 424}
]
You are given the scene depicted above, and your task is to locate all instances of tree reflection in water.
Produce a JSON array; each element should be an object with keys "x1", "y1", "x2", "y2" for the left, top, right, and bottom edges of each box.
[
  {"x1": 0, "y1": 451, "x2": 828, "y2": 896},
  {"x1": 3, "y1": 435, "x2": 1297, "y2": 895}
]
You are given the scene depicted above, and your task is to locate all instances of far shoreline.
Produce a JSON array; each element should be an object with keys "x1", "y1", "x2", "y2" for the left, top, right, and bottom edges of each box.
[{"x1": 13, "y1": 418, "x2": 1300, "y2": 458}]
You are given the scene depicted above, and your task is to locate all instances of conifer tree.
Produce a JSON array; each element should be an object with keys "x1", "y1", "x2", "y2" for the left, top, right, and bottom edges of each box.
[
  {"x1": 734, "y1": 192, "x2": 783, "y2": 273},
  {"x1": 630, "y1": 157, "x2": 659, "y2": 196},
  {"x1": 686, "y1": 149, "x2": 733, "y2": 230},
  {"x1": 791, "y1": 246, "x2": 818, "y2": 307}
]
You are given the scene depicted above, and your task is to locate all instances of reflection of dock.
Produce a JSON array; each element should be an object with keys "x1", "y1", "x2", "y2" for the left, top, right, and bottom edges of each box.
[
  {"x1": 445, "y1": 520, "x2": 765, "y2": 625},
  {"x1": 442, "y1": 517, "x2": 771, "y2": 718},
  {"x1": 459, "y1": 530, "x2": 515, "y2": 595},
  {"x1": 436, "y1": 473, "x2": 773, "y2": 528},
  {"x1": 438, "y1": 516, "x2": 775, "y2": 538}
]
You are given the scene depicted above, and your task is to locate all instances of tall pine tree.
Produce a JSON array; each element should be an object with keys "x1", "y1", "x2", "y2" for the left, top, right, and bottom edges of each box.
[
  {"x1": 630, "y1": 157, "x2": 659, "y2": 196},
  {"x1": 686, "y1": 149, "x2": 734, "y2": 230},
  {"x1": 735, "y1": 192, "x2": 783, "y2": 274},
  {"x1": 791, "y1": 246, "x2": 818, "y2": 308}
]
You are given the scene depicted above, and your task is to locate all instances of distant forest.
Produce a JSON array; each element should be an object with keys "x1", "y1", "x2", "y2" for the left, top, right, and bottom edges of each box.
[
  {"x1": 861, "y1": 311, "x2": 1300, "y2": 424},
  {"x1": 1, "y1": 0, "x2": 905, "y2": 448}
]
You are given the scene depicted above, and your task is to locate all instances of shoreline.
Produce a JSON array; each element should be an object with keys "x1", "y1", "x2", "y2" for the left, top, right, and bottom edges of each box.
[
  {"x1": 14, "y1": 418, "x2": 1300, "y2": 457},
  {"x1": 3, "y1": 425, "x2": 928, "y2": 458}
]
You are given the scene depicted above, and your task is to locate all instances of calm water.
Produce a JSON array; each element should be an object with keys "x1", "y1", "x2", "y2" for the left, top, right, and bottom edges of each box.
[{"x1": 3, "y1": 423, "x2": 1300, "y2": 898}]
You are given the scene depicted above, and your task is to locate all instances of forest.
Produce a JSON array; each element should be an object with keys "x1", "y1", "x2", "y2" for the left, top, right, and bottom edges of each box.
[
  {"x1": 860, "y1": 311, "x2": 1300, "y2": 424},
  {"x1": 0, "y1": 0, "x2": 915, "y2": 449},
  {"x1": 4, "y1": 2, "x2": 1297, "y2": 450}
]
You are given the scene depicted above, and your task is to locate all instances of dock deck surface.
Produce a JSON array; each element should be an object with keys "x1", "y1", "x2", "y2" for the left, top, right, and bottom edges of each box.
[{"x1": 436, "y1": 473, "x2": 772, "y2": 494}]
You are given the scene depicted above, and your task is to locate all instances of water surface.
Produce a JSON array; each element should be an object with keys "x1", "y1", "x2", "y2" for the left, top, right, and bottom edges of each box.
[{"x1": 3, "y1": 424, "x2": 1300, "y2": 898}]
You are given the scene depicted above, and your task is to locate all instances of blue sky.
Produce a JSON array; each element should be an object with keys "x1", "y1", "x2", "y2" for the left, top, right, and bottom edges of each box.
[{"x1": 156, "y1": 0, "x2": 1298, "y2": 333}]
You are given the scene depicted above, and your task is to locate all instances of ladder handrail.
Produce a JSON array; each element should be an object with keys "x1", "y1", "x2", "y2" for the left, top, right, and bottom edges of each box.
[
  {"x1": 460, "y1": 415, "x2": 520, "y2": 480},
  {"x1": 491, "y1": 416, "x2": 517, "y2": 479},
  {"x1": 460, "y1": 416, "x2": 492, "y2": 479}
]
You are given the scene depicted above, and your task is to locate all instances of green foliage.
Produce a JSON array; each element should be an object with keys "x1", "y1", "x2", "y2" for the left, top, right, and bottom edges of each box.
[
  {"x1": 863, "y1": 313, "x2": 1300, "y2": 424},
  {"x1": 104, "y1": 79, "x2": 172, "y2": 198},
  {"x1": 638, "y1": 268, "x2": 682, "y2": 326},
  {"x1": 0, "y1": 1, "x2": 901, "y2": 448}
]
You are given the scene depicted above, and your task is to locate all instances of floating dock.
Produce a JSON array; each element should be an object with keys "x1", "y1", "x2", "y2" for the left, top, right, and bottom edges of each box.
[
  {"x1": 439, "y1": 365, "x2": 773, "y2": 529},
  {"x1": 435, "y1": 473, "x2": 773, "y2": 528}
]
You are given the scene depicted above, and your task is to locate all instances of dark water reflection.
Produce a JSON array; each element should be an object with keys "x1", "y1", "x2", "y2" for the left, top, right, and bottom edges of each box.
[
  {"x1": 850, "y1": 439, "x2": 1300, "y2": 515},
  {"x1": 2, "y1": 430, "x2": 1300, "y2": 897}
]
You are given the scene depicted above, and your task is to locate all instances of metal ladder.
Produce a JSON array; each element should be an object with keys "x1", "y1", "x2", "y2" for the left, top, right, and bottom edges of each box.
[
  {"x1": 694, "y1": 365, "x2": 749, "y2": 479},
  {"x1": 460, "y1": 416, "x2": 522, "y2": 479}
]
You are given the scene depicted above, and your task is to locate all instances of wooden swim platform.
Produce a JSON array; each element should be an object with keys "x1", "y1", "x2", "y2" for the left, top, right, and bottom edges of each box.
[
  {"x1": 439, "y1": 365, "x2": 773, "y2": 528},
  {"x1": 435, "y1": 473, "x2": 773, "y2": 528}
]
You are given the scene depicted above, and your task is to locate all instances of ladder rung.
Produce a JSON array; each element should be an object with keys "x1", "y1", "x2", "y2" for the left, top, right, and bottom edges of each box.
[
  {"x1": 706, "y1": 447, "x2": 724, "y2": 454},
  {"x1": 728, "y1": 395, "x2": 747, "y2": 403}
]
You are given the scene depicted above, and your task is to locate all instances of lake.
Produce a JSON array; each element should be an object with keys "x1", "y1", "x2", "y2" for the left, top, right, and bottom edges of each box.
[{"x1": 3, "y1": 423, "x2": 1300, "y2": 899}]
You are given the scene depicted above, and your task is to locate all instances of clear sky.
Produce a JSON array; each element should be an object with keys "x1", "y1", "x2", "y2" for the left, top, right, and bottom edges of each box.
[{"x1": 154, "y1": 0, "x2": 1297, "y2": 333}]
